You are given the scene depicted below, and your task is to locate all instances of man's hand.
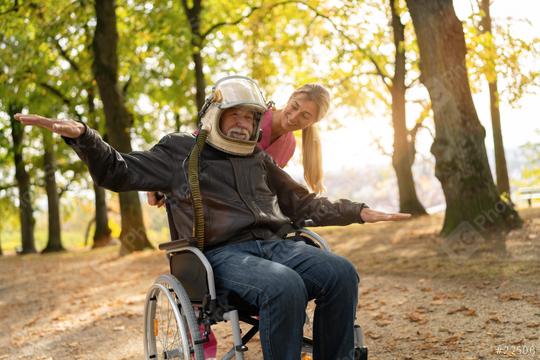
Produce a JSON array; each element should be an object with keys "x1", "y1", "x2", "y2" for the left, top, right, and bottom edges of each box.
[
  {"x1": 14, "y1": 113, "x2": 86, "y2": 138},
  {"x1": 360, "y1": 208, "x2": 411, "y2": 223},
  {"x1": 147, "y1": 192, "x2": 166, "y2": 208}
]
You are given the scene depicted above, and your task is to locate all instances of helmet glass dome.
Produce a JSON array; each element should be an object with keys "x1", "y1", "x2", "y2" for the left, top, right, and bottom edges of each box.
[
  {"x1": 200, "y1": 76, "x2": 268, "y2": 156},
  {"x1": 215, "y1": 77, "x2": 267, "y2": 112}
]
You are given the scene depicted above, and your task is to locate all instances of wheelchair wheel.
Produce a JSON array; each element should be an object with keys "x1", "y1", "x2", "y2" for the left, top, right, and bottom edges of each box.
[{"x1": 144, "y1": 274, "x2": 204, "y2": 359}]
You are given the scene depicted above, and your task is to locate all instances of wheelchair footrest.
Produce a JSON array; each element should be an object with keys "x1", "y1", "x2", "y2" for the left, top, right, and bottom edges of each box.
[
  {"x1": 235, "y1": 345, "x2": 248, "y2": 353},
  {"x1": 194, "y1": 337, "x2": 208, "y2": 345},
  {"x1": 355, "y1": 346, "x2": 368, "y2": 360}
]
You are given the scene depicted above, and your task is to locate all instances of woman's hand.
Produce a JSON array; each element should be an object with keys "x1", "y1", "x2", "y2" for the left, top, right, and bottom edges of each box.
[
  {"x1": 147, "y1": 192, "x2": 166, "y2": 208},
  {"x1": 360, "y1": 208, "x2": 411, "y2": 223},
  {"x1": 14, "y1": 113, "x2": 86, "y2": 138}
]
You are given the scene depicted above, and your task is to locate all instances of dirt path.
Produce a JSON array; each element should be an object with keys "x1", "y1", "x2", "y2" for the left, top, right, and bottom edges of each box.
[{"x1": 1, "y1": 208, "x2": 539, "y2": 359}]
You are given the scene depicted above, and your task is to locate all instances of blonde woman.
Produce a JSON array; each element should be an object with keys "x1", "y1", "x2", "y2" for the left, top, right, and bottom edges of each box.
[
  {"x1": 260, "y1": 83, "x2": 329, "y2": 193},
  {"x1": 147, "y1": 83, "x2": 330, "y2": 207}
]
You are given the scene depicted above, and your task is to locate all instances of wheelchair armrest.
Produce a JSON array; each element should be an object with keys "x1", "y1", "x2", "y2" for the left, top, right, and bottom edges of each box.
[
  {"x1": 158, "y1": 239, "x2": 192, "y2": 251},
  {"x1": 295, "y1": 228, "x2": 331, "y2": 252}
]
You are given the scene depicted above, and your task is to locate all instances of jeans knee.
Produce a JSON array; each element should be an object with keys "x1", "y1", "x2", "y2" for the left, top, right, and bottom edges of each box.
[
  {"x1": 264, "y1": 266, "x2": 307, "y2": 307},
  {"x1": 331, "y1": 256, "x2": 359, "y2": 295}
]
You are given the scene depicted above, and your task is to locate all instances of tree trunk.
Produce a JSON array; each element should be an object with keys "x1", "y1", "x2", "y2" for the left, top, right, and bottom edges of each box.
[
  {"x1": 182, "y1": 0, "x2": 206, "y2": 117},
  {"x1": 9, "y1": 104, "x2": 36, "y2": 254},
  {"x1": 406, "y1": 0, "x2": 521, "y2": 252},
  {"x1": 479, "y1": 0, "x2": 511, "y2": 196},
  {"x1": 92, "y1": 182, "x2": 112, "y2": 247},
  {"x1": 193, "y1": 50, "x2": 206, "y2": 112},
  {"x1": 389, "y1": 0, "x2": 427, "y2": 215},
  {"x1": 92, "y1": 0, "x2": 151, "y2": 252},
  {"x1": 41, "y1": 129, "x2": 64, "y2": 253},
  {"x1": 87, "y1": 86, "x2": 112, "y2": 248},
  {"x1": 174, "y1": 113, "x2": 181, "y2": 133}
]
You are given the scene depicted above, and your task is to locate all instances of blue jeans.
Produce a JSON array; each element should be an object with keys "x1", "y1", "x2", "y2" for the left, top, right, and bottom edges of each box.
[{"x1": 204, "y1": 238, "x2": 359, "y2": 360}]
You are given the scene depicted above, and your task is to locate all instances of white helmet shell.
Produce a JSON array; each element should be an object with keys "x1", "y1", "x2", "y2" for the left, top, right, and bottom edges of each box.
[{"x1": 200, "y1": 76, "x2": 268, "y2": 156}]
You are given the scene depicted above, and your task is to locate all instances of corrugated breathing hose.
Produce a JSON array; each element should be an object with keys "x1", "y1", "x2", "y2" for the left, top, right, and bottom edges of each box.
[{"x1": 188, "y1": 129, "x2": 208, "y2": 251}]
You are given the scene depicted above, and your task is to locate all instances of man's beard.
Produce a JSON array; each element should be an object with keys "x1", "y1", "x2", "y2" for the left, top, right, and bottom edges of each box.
[{"x1": 226, "y1": 127, "x2": 250, "y2": 140}]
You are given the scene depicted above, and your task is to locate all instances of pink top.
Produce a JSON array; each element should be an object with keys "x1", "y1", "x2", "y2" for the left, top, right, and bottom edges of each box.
[{"x1": 258, "y1": 110, "x2": 296, "y2": 168}]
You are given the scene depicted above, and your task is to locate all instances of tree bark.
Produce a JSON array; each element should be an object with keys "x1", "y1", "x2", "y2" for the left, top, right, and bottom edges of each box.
[
  {"x1": 41, "y1": 129, "x2": 64, "y2": 253},
  {"x1": 389, "y1": 0, "x2": 427, "y2": 215},
  {"x1": 174, "y1": 113, "x2": 181, "y2": 133},
  {"x1": 479, "y1": 0, "x2": 511, "y2": 196},
  {"x1": 181, "y1": 0, "x2": 206, "y2": 116},
  {"x1": 91, "y1": 182, "x2": 112, "y2": 247},
  {"x1": 92, "y1": 0, "x2": 152, "y2": 252},
  {"x1": 8, "y1": 104, "x2": 36, "y2": 254},
  {"x1": 87, "y1": 86, "x2": 112, "y2": 248},
  {"x1": 406, "y1": 0, "x2": 521, "y2": 250}
]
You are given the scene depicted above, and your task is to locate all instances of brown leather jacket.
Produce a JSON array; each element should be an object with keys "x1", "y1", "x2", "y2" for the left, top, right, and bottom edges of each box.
[{"x1": 66, "y1": 127, "x2": 367, "y2": 250}]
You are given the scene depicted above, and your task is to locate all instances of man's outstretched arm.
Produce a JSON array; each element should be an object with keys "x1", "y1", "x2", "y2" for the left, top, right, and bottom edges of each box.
[
  {"x1": 263, "y1": 154, "x2": 410, "y2": 225},
  {"x1": 14, "y1": 114, "x2": 176, "y2": 193}
]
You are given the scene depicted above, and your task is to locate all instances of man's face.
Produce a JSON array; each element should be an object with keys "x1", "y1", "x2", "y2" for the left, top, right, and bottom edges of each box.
[{"x1": 219, "y1": 106, "x2": 255, "y2": 141}]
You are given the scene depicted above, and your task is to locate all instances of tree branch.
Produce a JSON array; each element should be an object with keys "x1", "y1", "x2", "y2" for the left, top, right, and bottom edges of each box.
[
  {"x1": 408, "y1": 100, "x2": 432, "y2": 140},
  {"x1": 370, "y1": 135, "x2": 392, "y2": 158},
  {"x1": 0, "y1": 0, "x2": 19, "y2": 16},
  {"x1": 202, "y1": 4, "x2": 262, "y2": 40},
  {"x1": 38, "y1": 82, "x2": 83, "y2": 121},
  {"x1": 329, "y1": 69, "x2": 384, "y2": 88},
  {"x1": 0, "y1": 183, "x2": 17, "y2": 191},
  {"x1": 52, "y1": 37, "x2": 81, "y2": 73},
  {"x1": 122, "y1": 76, "x2": 132, "y2": 97},
  {"x1": 405, "y1": 74, "x2": 421, "y2": 89},
  {"x1": 58, "y1": 174, "x2": 79, "y2": 199}
]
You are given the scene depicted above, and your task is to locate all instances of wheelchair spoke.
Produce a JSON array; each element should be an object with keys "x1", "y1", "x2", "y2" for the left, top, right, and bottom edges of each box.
[
  {"x1": 156, "y1": 292, "x2": 168, "y2": 356},
  {"x1": 164, "y1": 291, "x2": 172, "y2": 350},
  {"x1": 171, "y1": 303, "x2": 181, "y2": 356},
  {"x1": 160, "y1": 291, "x2": 168, "y2": 351},
  {"x1": 159, "y1": 291, "x2": 175, "y2": 358}
]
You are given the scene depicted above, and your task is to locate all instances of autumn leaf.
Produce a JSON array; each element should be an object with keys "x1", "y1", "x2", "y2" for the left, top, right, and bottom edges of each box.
[
  {"x1": 447, "y1": 306, "x2": 468, "y2": 315},
  {"x1": 486, "y1": 316, "x2": 502, "y2": 324},
  {"x1": 406, "y1": 311, "x2": 428, "y2": 324},
  {"x1": 365, "y1": 330, "x2": 382, "y2": 340},
  {"x1": 443, "y1": 334, "x2": 462, "y2": 345},
  {"x1": 499, "y1": 292, "x2": 524, "y2": 301}
]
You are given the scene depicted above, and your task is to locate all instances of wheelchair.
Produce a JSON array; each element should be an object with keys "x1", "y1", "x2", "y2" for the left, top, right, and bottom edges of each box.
[{"x1": 144, "y1": 220, "x2": 369, "y2": 360}]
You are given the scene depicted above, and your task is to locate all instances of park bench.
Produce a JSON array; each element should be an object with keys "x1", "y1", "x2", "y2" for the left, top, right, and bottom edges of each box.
[{"x1": 517, "y1": 187, "x2": 540, "y2": 207}]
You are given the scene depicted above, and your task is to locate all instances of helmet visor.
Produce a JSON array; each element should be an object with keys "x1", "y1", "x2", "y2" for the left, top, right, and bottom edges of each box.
[{"x1": 215, "y1": 76, "x2": 267, "y2": 112}]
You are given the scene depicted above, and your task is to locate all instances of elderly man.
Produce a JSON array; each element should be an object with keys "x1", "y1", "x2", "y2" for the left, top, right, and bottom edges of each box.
[{"x1": 15, "y1": 76, "x2": 409, "y2": 360}]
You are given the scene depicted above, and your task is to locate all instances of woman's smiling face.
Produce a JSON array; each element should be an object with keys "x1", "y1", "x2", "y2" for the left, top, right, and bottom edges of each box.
[{"x1": 281, "y1": 94, "x2": 319, "y2": 132}]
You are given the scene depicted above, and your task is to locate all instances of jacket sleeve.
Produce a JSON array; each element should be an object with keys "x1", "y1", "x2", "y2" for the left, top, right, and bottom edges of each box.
[
  {"x1": 263, "y1": 154, "x2": 368, "y2": 227},
  {"x1": 63, "y1": 125, "x2": 176, "y2": 193}
]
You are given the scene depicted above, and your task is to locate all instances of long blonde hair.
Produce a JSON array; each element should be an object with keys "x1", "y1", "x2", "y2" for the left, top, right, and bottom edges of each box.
[{"x1": 291, "y1": 84, "x2": 330, "y2": 194}]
